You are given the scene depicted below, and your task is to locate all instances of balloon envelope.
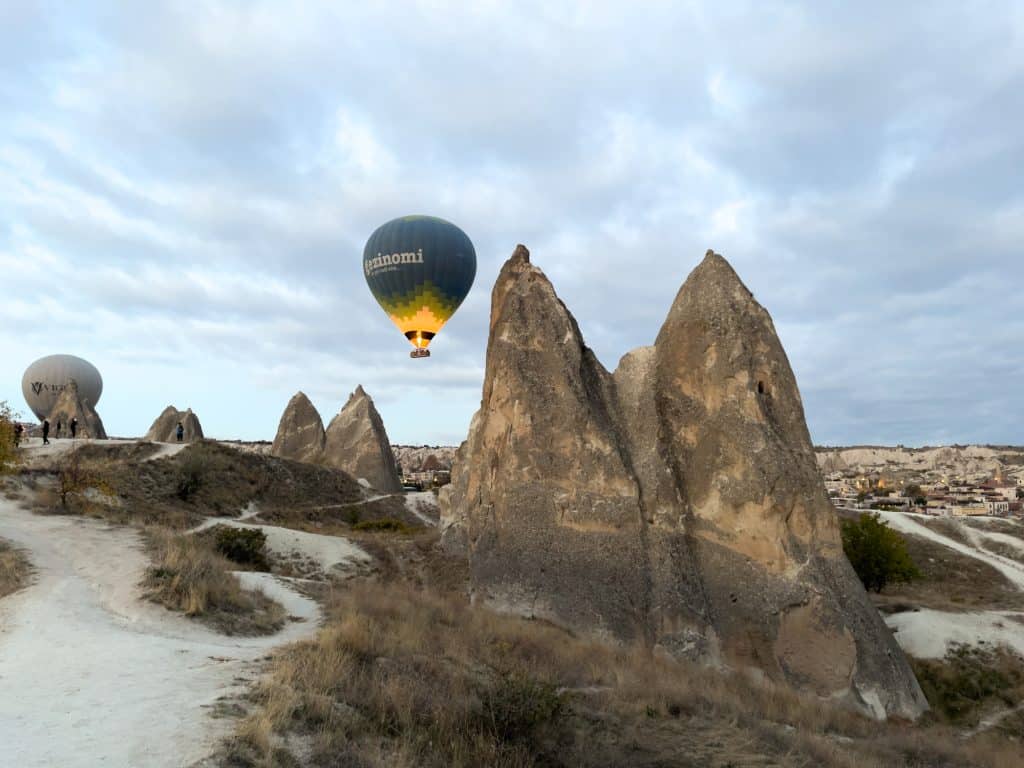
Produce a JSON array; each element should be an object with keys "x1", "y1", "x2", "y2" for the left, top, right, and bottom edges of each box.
[
  {"x1": 22, "y1": 354, "x2": 103, "y2": 420},
  {"x1": 362, "y1": 215, "x2": 476, "y2": 353}
]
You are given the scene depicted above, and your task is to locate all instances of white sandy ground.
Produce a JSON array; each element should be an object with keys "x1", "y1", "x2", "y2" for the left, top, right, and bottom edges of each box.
[
  {"x1": 144, "y1": 442, "x2": 189, "y2": 461},
  {"x1": 404, "y1": 491, "x2": 439, "y2": 527},
  {"x1": 869, "y1": 511, "x2": 1024, "y2": 660},
  {"x1": 0, "y1": 499, "x2": 331, "y2": 768},
  {"x1": 17, "y1": 437, "x2": 187, "y2": 465}
]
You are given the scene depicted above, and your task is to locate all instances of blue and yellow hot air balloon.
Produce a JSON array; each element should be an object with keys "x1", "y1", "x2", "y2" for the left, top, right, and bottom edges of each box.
[{"x1": 363, "y1": 215, "x2": 476, "y2": 358}]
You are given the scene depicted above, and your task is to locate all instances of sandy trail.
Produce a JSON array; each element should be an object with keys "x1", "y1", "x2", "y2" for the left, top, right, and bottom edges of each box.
[
  {"x1": 0, "y1": 500, "x2": 321, "y2": 768},
  {"x1": 404, "y1": 491, "x2": 439, "y2": 527},
  {"x1": 144, "y1": 441, "x2": 189, "y2": 461},
  {"x1": 874, "y1": 511, "x2": 1024, "y2": 659}
]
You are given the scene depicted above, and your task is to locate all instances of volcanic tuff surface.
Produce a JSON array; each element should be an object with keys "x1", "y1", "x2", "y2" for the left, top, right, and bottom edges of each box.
[
  {"x1": 323, "y1": 386, "x2": 402, "y2": 494},
  {"x1": 271, "y1": 392, "x2": 326, "y2": 464},
  {"x1": 144, "y1": 406, "x2": 204, "y2": 443},
  {"x1": 47, "y1": 380, "x2": 107, "y2": 439},
  {"x1": 441, "y1": 245, "x2": 927, "y2": 720}
]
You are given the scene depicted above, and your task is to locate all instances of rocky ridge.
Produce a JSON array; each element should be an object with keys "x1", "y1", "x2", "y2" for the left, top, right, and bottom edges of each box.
[
  {"x1": 441, "y1": 245, "x2": 928, "y2": 720},
  {"x1": 270, "y1": 387, "x2": 401, "y2": 494},
  {"x1": 46, "y1": 380, "x2": 107, "y2": 439},
  {"x1": 270, "y1": 392, "x2": 326, "y2": 464},
  {"x1": 144, "y1": 406, "x2": 204, "y2": 443}
]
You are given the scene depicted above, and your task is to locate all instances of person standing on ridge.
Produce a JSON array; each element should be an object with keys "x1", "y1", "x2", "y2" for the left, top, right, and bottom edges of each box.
[
  {"x1": 42, "y1": 418, "x2": 50, "y2": 445},
  {"x1": 55, "y1": 420, "x2": 62, "y2": 439},
  {"x1": 70, "y1": 417, "x2": 78, "y2": 439},
  {"x1": 176, "y1": 422, "x2": 184, "y2": 443}
]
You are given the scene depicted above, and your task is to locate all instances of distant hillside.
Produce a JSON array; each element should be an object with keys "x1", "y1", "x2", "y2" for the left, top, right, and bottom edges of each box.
[{"x1": 392, "y1": 444, "x2": 457, "y2": 473}]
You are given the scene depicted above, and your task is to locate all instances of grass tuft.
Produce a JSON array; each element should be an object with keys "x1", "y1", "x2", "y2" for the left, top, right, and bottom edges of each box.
[
  {"x1": 143, "y1": 528, "x2": 284, "y2": 636},
  {"x1": 0, "y1": 538, "x2": 31, "y2": 600}
]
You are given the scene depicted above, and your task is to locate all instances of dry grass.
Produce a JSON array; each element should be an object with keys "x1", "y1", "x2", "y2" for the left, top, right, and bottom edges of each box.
[
  {"x1": 143, "y1": 528, "x2": 285, "y2": 636},
  {"x1": 0, "y1": 538, "x2": 31, "y2": 600},
  {"x1": 219, "y1": 582, "x2": 1022, "y2": 768}
]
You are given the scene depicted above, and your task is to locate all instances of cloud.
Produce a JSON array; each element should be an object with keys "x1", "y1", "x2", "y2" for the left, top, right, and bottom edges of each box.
[{"x1": 0, "y1": 1, "x2": 1021, "y2": 445}]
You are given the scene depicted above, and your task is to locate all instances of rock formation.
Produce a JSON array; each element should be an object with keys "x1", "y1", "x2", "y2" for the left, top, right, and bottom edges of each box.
[
  {"x1": 323, "y1": 386, "x2": 402, "y2": 493},
  {"x1": 441, "y1": 245, "x2": 927, "y2": 720},
  {"x1": 47, "y1": 380, "x2": 107, "y2": 439},
  {"x1": 145, "y1": 406, "x2": 204, "y2": 443},
  {"x1": 271, "y1": 392, "x2": 326, "y2": 463}
]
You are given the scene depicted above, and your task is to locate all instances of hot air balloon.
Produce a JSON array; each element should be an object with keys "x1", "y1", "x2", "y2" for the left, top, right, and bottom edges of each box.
[
  {"x1": 363, "y1": 215, "x2": 476, "y2": 358},
  {"x1": 22, "y1": 354, "x2": 103, "y2": 420}
]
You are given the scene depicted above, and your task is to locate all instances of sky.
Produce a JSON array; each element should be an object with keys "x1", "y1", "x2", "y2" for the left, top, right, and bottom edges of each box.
[{"x1": 1, "y1": 1, "x2": 1021, "y2": 446}]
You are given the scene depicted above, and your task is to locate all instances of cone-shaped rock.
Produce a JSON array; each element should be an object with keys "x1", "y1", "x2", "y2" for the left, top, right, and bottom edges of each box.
[
  {"x1": 271, "y1": 392, "x2": 326, "y2": 463},
  {"x1": 47, "y1": 379, "x2": 107, "y2": 439},
  {"x1": 145, "y1": 406, "x2": 204, "y2": 443},
  {"x1": 323, "y1": 386, "x2": 401, "y2": 493},
  {"x1": 442, "y1": 246, "x2": 927, "y2": 720}
]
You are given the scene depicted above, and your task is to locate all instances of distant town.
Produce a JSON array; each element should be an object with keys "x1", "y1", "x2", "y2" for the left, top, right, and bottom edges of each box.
[{"x1": 818, "y1": 446, "x2": 1024, "y2": 518}]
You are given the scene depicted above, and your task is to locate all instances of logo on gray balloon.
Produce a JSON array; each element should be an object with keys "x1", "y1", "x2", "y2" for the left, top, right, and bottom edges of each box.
[{"x1": 31, "y1": 382, "x2": 44, "y2": 396}]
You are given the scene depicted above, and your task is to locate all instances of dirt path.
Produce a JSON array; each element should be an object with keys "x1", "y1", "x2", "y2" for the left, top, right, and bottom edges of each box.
[
  {"x1": 876, "y1": 511, "x2": 1024, "y2": 659},
  {"x1": 0, "y1": 499, "x2": 322, "y2": 768}
]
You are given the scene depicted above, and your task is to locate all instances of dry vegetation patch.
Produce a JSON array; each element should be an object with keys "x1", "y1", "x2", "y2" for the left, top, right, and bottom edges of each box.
[
  {"x1": 911, "y1": 644, "x2": 1024, "y2": 729},
  {"x1": 144, "y1": 528, "x2": 285, "y2": 636},
  {"x1": 0, "y1": 538, "x2": 31, "y2": 600},
  {"x1": 220, "y1": 583, "x2": 1021, "y2": 768}
]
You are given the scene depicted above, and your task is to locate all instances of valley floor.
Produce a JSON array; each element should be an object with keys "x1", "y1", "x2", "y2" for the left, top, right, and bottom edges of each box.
[{"x1": 0, "y1": 496, "x2": 320, "y2": 768}]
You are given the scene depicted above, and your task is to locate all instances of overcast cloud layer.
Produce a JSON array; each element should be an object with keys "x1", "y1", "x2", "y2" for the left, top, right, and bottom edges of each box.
[{"x1": 1, "y1": 1, "x2": 1021, "y2": 445}]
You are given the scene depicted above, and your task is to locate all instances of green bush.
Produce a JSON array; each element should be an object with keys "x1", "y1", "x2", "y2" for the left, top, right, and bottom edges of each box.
[
  {"x1": 0, "y1": 402, "x2": 20, "y2": 474},
  {"x1": 478, "y1": 672, "x2": 564, "y2": 743},
  {"x1": 341, "y1": 505, "x2": 361, "y2": 525},
  {"x1": 840, "y1": 512, "x2": 920, "y2": 593},
  {"x1": 214, "y1": 526, "x2": 270, "y2": 569}
]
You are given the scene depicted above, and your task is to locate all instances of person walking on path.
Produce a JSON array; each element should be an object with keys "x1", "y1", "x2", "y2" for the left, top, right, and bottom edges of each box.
[
  {"x1": 42, "y1": 419, "x2": 50, "y2": 445},
  {"x1": 55, "y1": 420, "x2": 62, "y2": 439},
  {"x1": 13, "y1": 423, "x2": 23, "y2": 448},
  {"x1": 176, "y1": 422, "x2": 184, "y2": 443},
  {"x1": 70, "y1": 418, "x2": 78, "y2": 439}
]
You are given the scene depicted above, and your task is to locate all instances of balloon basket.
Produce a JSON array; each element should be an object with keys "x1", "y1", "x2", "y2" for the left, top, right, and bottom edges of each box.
[{"x1": 410, "y1": 349, "x2": 431, "y2": 359}]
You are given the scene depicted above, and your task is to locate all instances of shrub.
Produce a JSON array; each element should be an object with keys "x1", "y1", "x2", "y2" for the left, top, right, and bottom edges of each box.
[
  {"x1": 911, "y1": 643, "x2": 1024, "y2": 726},
  {"x1": 56, "y1": 449, "x2": 104, "y2": 508},
  {"x1": 0, "y1": 402, "x2": 21, "y2": 473},
  {"x1": 841, "y1": 512, "x2": 920, "y2": 593},
  {"x1": 176, "y1": 445, "x2": 211, "y2": 500},
  {"x1": 479, "y1": 672, "x2": 564, "y2": 743},
  {"x1": 214, "y1": 526, "x2": 270, "y2": 569},
  {"x1": 0, "y1": 538, "x2": 31, "y2": 598},
  {"x1": 342, "y1": 505, "x2": 361, "y2": 526},
  {"x1": 144, "y1": 528, "x2": 284, "y2": 635}
]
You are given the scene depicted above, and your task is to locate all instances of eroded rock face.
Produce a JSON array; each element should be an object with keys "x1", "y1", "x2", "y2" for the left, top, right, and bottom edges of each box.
[
  {"x1": 145, "y1": 406, "x2": 204, "y2": 443},
  {"x1": 271, "y1": 392, "x2": 326, "y2": 463},
  {"x1": 47, "y1": 380, "x2": 107, "y2": 439},
  {"x1": 323, "y1": 386, "x2": 401, "y2": 493},
  {"x1": 442, "y1": 246, "x2": 927, "y2": 720}
]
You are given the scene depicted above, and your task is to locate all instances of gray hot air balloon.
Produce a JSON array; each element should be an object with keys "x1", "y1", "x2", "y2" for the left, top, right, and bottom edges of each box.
[{"x1": 22, "y1": 354, "x2": 103, "y2": 421}]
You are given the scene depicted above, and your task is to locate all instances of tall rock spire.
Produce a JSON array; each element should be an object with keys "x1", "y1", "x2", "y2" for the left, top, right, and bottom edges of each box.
[
  {"x1": 442, "y1": 246, "x2": 928, "y2": 720},
  {"x1": 271, "y1": 391, "x2": 326, "y2": 463},
  {"x1": 323, "y1": 386, "x2": 402, "y2": 493}
]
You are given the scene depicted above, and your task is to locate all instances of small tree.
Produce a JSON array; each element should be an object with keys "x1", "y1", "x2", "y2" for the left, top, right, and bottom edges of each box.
[
  {"x1": 904, "y1": 483, "x2": 922, "y2": 499},
  {"x1": 0, "y1": 401, "x2": 21, "y2": 473},
  {"x1": 841, "y1": 513, "x2": 920, "y2": 593}
]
